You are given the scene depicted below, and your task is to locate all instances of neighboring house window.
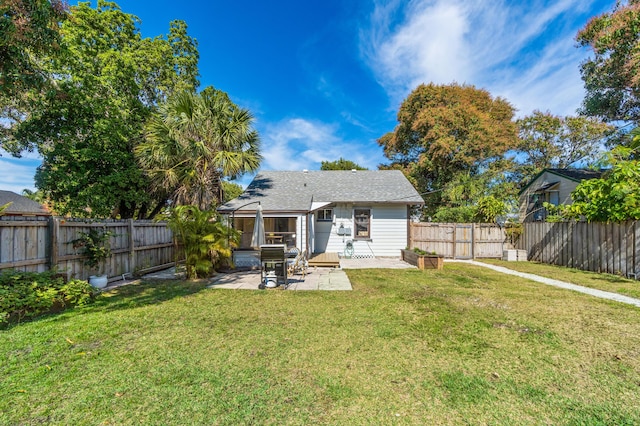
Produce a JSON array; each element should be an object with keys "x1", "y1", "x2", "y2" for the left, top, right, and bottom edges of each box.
[
  {"x1": 317, "y1": 208, "x2": 333, "y2": 222},
  {"x1": 528, "y1": 191, "x2": 560, "y2": 221},
  {"x1": 354, "y1": 209, "x2": 371, "y2": 239},
  {"x1": 528, "y1": 193, "x2": 545, "y2": 221}
]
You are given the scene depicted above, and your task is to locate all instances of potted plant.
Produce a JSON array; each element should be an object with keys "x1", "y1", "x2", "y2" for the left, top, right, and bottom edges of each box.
[
  {"x1": 73, "y1": 228, "x2": 114, "y2": 288},
  {"x1": 401, "y1": 247, "x2": 444, "y2": 270}
]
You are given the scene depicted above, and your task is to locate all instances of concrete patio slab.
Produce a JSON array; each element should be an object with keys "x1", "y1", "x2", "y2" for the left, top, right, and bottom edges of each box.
[
  {"x1": 136, "y1": 257, "x2": 415, "y2": 291},
  {"x1": 340, "y1": 257, "x2": 416, "y2": 269},
  {"x1": 207, "y1": 267, "x2": 352, "y2": 291}
]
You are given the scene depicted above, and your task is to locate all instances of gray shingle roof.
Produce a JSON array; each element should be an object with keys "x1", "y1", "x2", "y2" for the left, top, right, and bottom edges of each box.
[
  {"x1": 219, "y1": 170, "x2": 424, "y2": 213},
  {"x1": 0, "y1": 190, "x2": 50, "y2": 215},
  {"x1": 519, "y1": 168, "x2": 604, "y2": 195},
  {"x1": 545, "y1": 168, "x2": 603, "y2": 181}
]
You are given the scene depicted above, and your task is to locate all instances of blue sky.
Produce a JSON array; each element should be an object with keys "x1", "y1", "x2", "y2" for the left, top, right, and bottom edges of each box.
[{"x1": 0, "y1": 0, "x2": 615, "y2": 193}]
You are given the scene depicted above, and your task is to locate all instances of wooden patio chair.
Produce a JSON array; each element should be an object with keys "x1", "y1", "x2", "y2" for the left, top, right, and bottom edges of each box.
[{"x1": 287, "y1": 249, "x2": 308, "y2": 279}]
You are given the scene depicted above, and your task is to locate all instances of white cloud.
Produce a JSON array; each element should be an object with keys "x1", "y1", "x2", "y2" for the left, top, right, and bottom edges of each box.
[
  {"x1": 493, "y1": 35, "x2": 588, "y2": 116},
  {"x1": 0, "y1": 157, "x2": 39, "y2": 194},
  {"x1": 374, "y1": 1, "x2": 471, "y2": 92},
  {"x1": 259, "y1": 118, "x2": 383, "y2": 171},
  {"x1": 361, "y1": 0, "x2": 605, "y2": 116}
]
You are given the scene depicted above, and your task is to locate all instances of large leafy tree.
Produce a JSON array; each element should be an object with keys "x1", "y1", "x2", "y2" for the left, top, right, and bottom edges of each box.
[
  {"x1": 0, "y1": 0, "x2": 66, "y2": 99},
  {"x1": 320, "y1": 158, "x2": 367, "y2": 170},
  {"x1": 577, "y1": 0, "x2": 640, "y2": 123},
  {"x1": 4, "y1": 1, "x2": 199, "y2": 218},
  {"x1": 560, "y1": 129, "x2": 640, "y2": 222},
  {"x1": 379, "y1": 83, "x2": 519, "y2": 216},
  {"x1": 136, "y1": 88, "x2": 261, "y2": 211},
  {"x1": 516, "y1": 110, "x2": 614, "y2": 180},
  {"x1": 221, "y1": 181, "x2": 244, "y2": 203},
  {"x1": 0, "y1": 0, "x2": 67, "y2": 150}
]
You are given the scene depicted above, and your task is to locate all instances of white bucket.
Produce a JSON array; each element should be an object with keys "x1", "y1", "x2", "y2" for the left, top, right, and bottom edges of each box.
[{"x1": 265, "y1": 271, "x2": 278, "y2": 288}]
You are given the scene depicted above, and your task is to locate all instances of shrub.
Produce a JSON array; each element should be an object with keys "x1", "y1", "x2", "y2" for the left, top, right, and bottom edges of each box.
[
  {"x1": 60, "y1": 279, "x2": 95, "y2": 306},
  {"x1": 504, "y1": 222, "x2": 524, "y2": 245},
  {"x1": 412, "y1": 248, "x2": 438, "y2": 256},
  {"x1": 475, "y1": 195, "x2": 507, "y2": 223},
  {"x1": 164, "y1": 205, "x2": 239, "y2": 279},
  {"x1": 0, "y1": 270, "x2": 95, "y2": 326},
  {"x1": 72, "y1": 228, "x2": 114, "y2": 275},
  {"x1": 432, "y1": 206, "x2": 476, "y2": 223}
]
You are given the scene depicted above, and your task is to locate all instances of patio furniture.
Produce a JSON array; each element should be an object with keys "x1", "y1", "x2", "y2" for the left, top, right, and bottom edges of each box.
[
  {"x1": 259, "y1": 244, "x2": 288, "y2": 289},
  {"x1": 287, "y1": 249, "x2": 308, "y2": 278},
  {"x1": 266, "y1": 234, "x2": 283, "y2": 244}
]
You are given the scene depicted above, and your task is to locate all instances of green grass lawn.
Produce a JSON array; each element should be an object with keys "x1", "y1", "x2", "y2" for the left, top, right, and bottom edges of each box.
[
  {"x1": 481, "y1": 259, "x2": 640, "y2": 299},
  {"x1": 3, "y1": 263, "x2": 640, "y2": 425}
]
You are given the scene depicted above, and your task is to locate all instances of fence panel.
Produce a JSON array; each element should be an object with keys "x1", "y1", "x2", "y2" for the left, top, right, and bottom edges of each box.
[
  {"x1": 133, "y1": 221, "x2": 176, "y2": 274},
  {"x1": 410, "y1": 222, "x2": 454, "y2": 257},
  {"x1": 474, "y1": 224, "x2": 509, "y2": 258},
  {"x1": 0, "y1": 220, "x2": 49, "y2": 272},
  {"x1": 0, "y1": 217, "x2": 179, "y2": 282},
  {"x1": 454, "y1": 224, "x2": 472, "y2": 259},
  {"x1": 517, "y1": 221, "x2": 639, "y2": 278},
  {"x1": 409, "y1": 222, "x2": 508, "y2": 259}
]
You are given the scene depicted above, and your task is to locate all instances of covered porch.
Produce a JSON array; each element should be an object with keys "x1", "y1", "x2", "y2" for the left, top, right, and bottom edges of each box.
[{"x1": 233, "y1": 216, "x2": 300, "y2": 249}]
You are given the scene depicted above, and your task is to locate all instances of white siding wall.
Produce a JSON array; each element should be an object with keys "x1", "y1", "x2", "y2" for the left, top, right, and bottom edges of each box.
[
  {"x1": 298, "y1": 214, "x2": 308, "y2": 254},
  {"x1": 316, "y1": 203, "x2": 408, "y2": 257}
]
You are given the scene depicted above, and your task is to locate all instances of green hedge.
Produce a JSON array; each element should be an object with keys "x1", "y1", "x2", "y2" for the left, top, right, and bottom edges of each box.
[{"x1": 0, "y1": 270, "x2": 96, "y2": 326}]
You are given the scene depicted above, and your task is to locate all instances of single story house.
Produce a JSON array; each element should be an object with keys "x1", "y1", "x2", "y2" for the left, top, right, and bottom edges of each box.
[
  {"x1": 218, "y1": 170, "x2": 424, "y2": 267},
  {"x1": 518, "y1": 168, "x2": 603, "y2": 222},
  {"x1": 0, "y1": 190, "x2": 50, "y2": 219}
]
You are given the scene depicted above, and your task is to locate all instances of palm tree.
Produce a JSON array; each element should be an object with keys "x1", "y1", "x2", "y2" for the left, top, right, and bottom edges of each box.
[
  {"x1": 165, "y1": 205, "x2": 240, "y2": 278},
  {"x1": 136, "y1": 87, "x2": 261, "y2": 210},
  {"x1": 0, "y1": 202, "x2": 11, "y2": 216}
]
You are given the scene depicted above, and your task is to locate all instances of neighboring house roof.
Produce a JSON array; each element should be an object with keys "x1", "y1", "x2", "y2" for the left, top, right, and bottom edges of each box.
[
  {"x1": 0, "y1": 190, "x2": 50, "y2": 216},
  {"x1": 518, "y1": 168, "x2": 604, "y2": 196},
  {"x1": 534, "y1": 181, "x2": 560, "y2": 192},
  {"x1": 219, "y1": 170, "x2": 424, "y2": 213}
]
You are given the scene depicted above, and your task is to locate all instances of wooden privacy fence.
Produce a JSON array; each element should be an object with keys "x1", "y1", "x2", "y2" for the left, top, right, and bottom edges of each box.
[
  {"x1": 0, "y1": 217, "x2": 178, "y2": 282},
  {"x1": 517, "y1": 221, "x2": 639, "y2": 278},
  {"x1": 409, "y1": 222, "x2": 512, "y2": 259}
]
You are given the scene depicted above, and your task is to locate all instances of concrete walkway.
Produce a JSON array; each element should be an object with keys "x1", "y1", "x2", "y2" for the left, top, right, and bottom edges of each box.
[{"x1": 450, "y1": 260, "x2": 640, "y2": 308}]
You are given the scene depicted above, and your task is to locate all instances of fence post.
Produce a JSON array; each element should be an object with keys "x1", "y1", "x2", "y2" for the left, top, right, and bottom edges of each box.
[
  {"x1": 471, "y1": 223, "x2": 476, "y2": 260},
  {"x1": 49, "y1": 216, "x2": 59, "y2": 270},
  {"x1": 128, "y1": 219, "x2": 136, "y2": 275},
  {"x1": 633, "y1": 220, "x2": 640, "y2": 280},
  {"x1": 452, "y1": 224, "x2": 457, "y2": 259}
]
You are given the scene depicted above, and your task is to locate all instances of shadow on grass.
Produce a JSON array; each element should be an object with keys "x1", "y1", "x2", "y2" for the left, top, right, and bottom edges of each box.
[
  {"x1": 2, "y1": 279, "x2": 213, "y2": 330},
  {"x1": 92, "y1": 279, "x2": 211, "y2": 312}
]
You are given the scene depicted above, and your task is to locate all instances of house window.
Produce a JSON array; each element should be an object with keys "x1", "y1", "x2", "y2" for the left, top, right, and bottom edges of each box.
[
  {"x1": 547, "y1": 191, "x2": 559, "y2": 206},
  {"x1": 274, "y1": 217, "x2": 291, "y2": 232},
  {"x1": 354, "y1": 209, "x2": 371, "y2": 239},
  {"x1": 317, "y1": 208, "x2": 333, "y2": 222}
]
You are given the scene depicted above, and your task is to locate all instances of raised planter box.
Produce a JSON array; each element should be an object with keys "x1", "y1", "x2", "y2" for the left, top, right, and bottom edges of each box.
[{"x1": 401, "y1": 249, "x2": 444, "y2": 270}]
